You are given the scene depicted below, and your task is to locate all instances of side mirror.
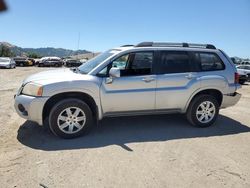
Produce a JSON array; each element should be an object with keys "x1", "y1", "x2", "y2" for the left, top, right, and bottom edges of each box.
[
  {"x1": 109, "y1": 67, "x2": 120, "y2": 78},
  {"x1": 106, "y1": 67, "x2": 120, "y2": 84}
]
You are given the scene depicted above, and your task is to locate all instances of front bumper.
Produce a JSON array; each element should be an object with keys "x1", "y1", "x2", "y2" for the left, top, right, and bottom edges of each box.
[
  {"x1": 221, "y1": 92, "x2": 241, "y2": 108},
  {"x1": 14, "y1": 94, "x2": 49, "y2": 125},
  {"x1": 0, "y1": 64, "x2": 10, "y2": 68}
]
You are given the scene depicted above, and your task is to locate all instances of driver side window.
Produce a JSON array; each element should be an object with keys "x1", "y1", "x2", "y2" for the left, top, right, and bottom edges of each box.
[
  {"x1": 98, "y1": 52, "x2": 153, "y2": 77},
  {"x1": 112, "y1": 54, "x2": 129, "y2": 70}
]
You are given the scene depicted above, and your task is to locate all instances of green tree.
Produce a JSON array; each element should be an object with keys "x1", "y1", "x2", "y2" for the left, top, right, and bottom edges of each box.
[
  {"x1": 27, "y1": 52, "x2": 41, "y2": 58},
  {"x1": 0, "y1": 45, "x2": 15, "y2": 57}
]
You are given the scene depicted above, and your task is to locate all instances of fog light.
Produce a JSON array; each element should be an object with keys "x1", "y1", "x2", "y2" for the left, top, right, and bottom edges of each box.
[{"x1": 18, "y1": 104, "x2": 25, "y2": 112}]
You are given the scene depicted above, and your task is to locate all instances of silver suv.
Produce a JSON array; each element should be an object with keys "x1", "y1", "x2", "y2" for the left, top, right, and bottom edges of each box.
[{"x1": 14, "y1": 42, "x2": 241, "y2": 138}]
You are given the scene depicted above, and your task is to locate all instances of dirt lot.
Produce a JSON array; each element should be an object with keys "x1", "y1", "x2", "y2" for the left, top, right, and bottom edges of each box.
[{"x1": 0, "y1": 67, "x2": 250, "y2": 188}]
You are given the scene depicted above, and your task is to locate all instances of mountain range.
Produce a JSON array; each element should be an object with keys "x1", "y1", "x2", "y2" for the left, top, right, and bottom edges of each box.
[{"x1": 0, "y1": 42, "x2": 91, "y2": 57}]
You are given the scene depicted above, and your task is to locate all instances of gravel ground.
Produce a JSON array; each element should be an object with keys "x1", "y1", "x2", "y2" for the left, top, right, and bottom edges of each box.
[{"x1": 0, "y1": 67, "x2": 250, "y2": 188}]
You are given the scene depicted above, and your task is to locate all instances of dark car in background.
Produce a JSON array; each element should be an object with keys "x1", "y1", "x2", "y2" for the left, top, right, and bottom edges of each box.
[
  {"x1": 38, "y1": 57, "x2": 63, "y2": 67},
  {"x1": 13, "y1": 57, "x2": 33, "y2": 66},
  {"x1": 64, "y1": 59, "x2": 82, "y2": 67}
]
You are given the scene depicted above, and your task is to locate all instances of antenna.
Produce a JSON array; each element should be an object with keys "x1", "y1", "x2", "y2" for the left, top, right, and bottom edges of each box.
[{"x1": 77, "y1": 32, "x2": 80, "y2": 60}]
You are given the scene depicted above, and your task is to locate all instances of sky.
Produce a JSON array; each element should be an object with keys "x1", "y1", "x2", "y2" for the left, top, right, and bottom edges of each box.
[{"x1": 0, "y1": 0, "x2": 249, "y2": 58}]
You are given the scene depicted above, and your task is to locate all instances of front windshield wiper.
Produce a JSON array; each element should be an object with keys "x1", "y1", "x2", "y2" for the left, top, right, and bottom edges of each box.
[
  {"x1": 70, "y1": 67, "x2": 87, "y2": 74},
  {"x1": 70, "y1": 67, "x2": 80, "y2": 73}
]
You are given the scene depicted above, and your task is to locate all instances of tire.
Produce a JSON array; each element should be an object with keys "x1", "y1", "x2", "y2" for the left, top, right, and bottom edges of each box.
[
  {"x1": 54, "y1": 63, "x2": 59, "y2": 67},
  {"x1": 49, "y1": 98, "x2": 94, "y2": 139},
  {"x1": 186, "y1": 94, "x2": 219, "y2": 127},
  {"x1": 20, "y1": 63, "x2": 24, "y2": 67},
  {"x1": 239, "y1": 80, "x2": 245, "y2": 85}
]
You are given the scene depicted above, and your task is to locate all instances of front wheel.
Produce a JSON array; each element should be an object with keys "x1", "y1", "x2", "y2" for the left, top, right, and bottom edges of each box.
[
  {"x1": 49, "y1": 98, "x2": 94, "y2": 138},
  {"x1": 239, "y1": 80, "x2": 245, "y2": 85},
  {"x1": 186, "y1": 95, "x2": 219, "y2": 127}
]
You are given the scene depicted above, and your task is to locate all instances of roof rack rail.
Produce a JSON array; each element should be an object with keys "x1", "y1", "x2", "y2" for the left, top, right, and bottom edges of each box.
[
  {"x1": 136, "y1": 42, "x2": 216, "y2": 49},
  {"x1": 120, "y1": 45, "x2": 134, "y2": 47},
  {"x1": 185, "y1": 43, "x2": 216, "y2": 49},
  {"x1": 135, "y1": 42, "x2": 153, "y2": 47}
]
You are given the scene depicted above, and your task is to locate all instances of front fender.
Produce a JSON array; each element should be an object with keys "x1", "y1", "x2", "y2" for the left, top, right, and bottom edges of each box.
[{"x1": 42, "y1": 80, "x2": 103, "y2": 120}]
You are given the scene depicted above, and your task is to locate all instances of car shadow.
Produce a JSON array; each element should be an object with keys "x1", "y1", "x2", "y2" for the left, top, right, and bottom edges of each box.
[{"x1": 17, "y1": 114, "x2": 250, "y2": 151}]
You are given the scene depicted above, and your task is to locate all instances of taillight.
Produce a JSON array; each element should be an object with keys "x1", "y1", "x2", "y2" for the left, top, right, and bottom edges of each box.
[{"x1": 235, "y1": 72, "x2": 240, "y2": 84}]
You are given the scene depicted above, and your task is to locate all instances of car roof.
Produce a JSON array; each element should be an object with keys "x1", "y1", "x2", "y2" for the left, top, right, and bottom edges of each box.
[
  {"x1": 113, "y1": 42, "x2": 219, "y2": 53},
  {"x1": 113, "y1": 46, "x2": 218, "y2": 53}
]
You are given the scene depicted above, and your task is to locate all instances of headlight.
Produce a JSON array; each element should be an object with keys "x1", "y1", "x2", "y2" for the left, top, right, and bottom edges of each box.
[{"x1": 22, "y1": 83, "x2": 43, "y2": 96}]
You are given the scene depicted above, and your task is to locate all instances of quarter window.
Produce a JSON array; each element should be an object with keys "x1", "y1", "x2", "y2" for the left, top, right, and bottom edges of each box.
[{"x1": 196, "y1": 53, "x2": 224, "y2": 71}]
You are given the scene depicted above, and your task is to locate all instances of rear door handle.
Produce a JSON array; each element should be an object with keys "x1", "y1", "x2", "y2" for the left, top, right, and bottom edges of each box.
[
  {"x1": 142, "y1": 77, "x2": 155, "y2": 83},
  {"x1": 185, "y1": 74, "x2": 196, "y2": 80}
]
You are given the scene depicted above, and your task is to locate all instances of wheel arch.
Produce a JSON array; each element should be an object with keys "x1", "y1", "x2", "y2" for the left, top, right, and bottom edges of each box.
[
  {"x1": 42, "y1": 92, "x2": 98, "y2": 125},
  {"x1": 185, "y1": 88, "x2": 223, "y2": 112}
]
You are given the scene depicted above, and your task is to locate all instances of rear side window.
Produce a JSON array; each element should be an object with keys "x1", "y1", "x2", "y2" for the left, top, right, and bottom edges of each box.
[
  {"x1": 157, "y1": 51, "x2": 191, "y2": 74},
  {"x1": 195, "y1": 52, "x2": 225, "y2": 71}
]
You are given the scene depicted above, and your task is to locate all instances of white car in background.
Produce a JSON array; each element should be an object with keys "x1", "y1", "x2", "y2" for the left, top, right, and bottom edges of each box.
[
  {"x1": 236, "y1": 65, "x2": 250, "y2": 81},
  {"x1": 0, "y1": 57, "x2": 16, "y2": 69}
]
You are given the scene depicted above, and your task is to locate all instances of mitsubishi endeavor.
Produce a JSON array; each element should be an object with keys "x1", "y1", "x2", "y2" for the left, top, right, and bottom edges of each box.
[{"x1": 14, "y1": 42, "x2": 241, "y2": 138}]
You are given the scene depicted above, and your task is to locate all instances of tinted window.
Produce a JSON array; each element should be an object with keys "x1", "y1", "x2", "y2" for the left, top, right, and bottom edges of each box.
[
  {"x1": 120, "y1": 52, "x2": 153, "y2": 76},
  {"x1": 158, "y1": 51, "x2": 190, "y2": 74},
  {"x1": 131, "y1": 52, "x2": 153, "y2": 70},
  {"x1": 196, "y1": 53, "x2": 224, "y2": 71}
]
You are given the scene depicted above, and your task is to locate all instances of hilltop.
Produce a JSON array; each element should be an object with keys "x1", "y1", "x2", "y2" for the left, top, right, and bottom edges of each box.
[{"x1": 0, "y1": 42, "x2": 91, "y2": 57}]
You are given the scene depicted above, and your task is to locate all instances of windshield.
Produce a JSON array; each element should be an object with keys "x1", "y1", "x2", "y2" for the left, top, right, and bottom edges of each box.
[
  {"x1": 78, "y1": 50, "x2": 118, "y2": 74},
  {"x1": 0, "y1": 58, "x2": 10, "y2": 63}
]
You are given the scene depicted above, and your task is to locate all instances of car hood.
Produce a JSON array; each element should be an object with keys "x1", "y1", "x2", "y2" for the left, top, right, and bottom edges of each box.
[{"x1": 23, "y1": 68, "x2": 92, "y2": 85}]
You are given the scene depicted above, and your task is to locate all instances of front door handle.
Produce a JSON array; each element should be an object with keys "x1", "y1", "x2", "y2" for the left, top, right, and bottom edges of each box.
[{"x1": 142, "y1": 77, "x2": 155, "y2": 83}]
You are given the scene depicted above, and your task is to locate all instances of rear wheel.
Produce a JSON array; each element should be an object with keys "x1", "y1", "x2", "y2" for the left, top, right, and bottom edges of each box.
[
  {"x1": 49, "y1": 98, "x2": 94, "y2": 138},
  {"x1": 19, "y1": 62, "x2": 24, "y2": 67},
  {"x1": 186, "y1": 94, "x2": 219, "y2": 127}
]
